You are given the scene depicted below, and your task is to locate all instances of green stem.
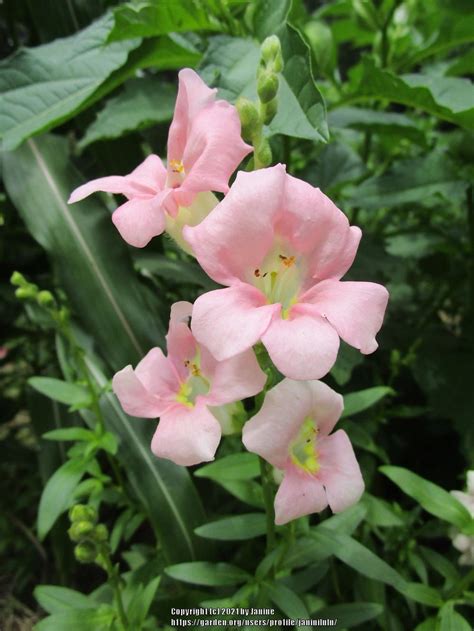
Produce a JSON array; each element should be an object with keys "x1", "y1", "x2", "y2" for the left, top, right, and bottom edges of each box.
[
  {"x1": 259, "y1": 457, "x2": 276, "y2": 555},
  {"x1": 102, "y1": 548, "x2": 128, "y2": 630}
]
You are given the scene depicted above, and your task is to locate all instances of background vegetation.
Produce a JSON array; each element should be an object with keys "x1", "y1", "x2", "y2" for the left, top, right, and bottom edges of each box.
[{"x1": 0, "y1": 0, "x2": 473, "y2": 629}]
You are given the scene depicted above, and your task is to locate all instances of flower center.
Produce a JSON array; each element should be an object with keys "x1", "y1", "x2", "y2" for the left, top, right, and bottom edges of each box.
[
  {"x1": 175, "y1": 358, "x2": 210, "y2": 407},
  {"x1": 290, "y1": 416, "x2": 319, "y2": 474},
  {"x1": 251, "y1": 247, "x2": 302, "y2": 317},
  {"x1": 167, "y1": 159, "x2": 186, "y2": 188}
]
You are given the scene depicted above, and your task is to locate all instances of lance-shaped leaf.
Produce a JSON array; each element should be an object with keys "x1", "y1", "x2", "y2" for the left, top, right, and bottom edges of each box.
[
  {"x1": 0, "y1": 14, "x2": 140, "y2": 150},
  {"x1": 3, "y1": 134, "x2": 164, "y2": 371}
]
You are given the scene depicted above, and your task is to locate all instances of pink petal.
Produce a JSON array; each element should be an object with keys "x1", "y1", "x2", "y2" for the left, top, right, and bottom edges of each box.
[
  {"x1": 166, "y1": 301, "x2": 197, "y2": 381},
  {"x1": 180, "y1": 101, "x2": 252, "y2": 195},
  {"x1": 191, "y1": 283, "x2": 279, "y2": 361},
  {"x1": 135, "y1": 347, "x2": 180, "y2": 399},
  {"x1": 242, "y1": 379, "x2": 316, "y2": 469},
  {"x1": 274, "y1": 465, "x2": 328, "y2": 525},
  {"x1": 112, "y1": 365, "x2": 166, "y2": 418},
  {"x1": 301, "y1": 280, "x2": 389, "y2": 354},
  {"x1": 205, "y1": 348, "x2": 267, "y2": 406},
  {"x1": 261, "y1": 310, "x2": 340, "y2": 380},
  {"x1": 318, "y1": 430, "x2": 364, "y2": 513},
  {"x1": 111, "y1": 192, "x2": 168, "y2": 248},
  {"x1": 306, "y1": 380, "x2": 344, "y2": 437},
  {"x1": 151, "y1": 402, "x2": 221, "y2": 466},
  {"x1": 68, "y1": 155, "x2": 167, "y2": 203},
  {"x1": 278, "y1": 175, "x2": 362, "y2": 284},
  {"x1": 184, "y1": 166, "x2": 287, "y2": 285},
  {"x1": 167, "y1": 69, "x2": 217, "y2": 165}
]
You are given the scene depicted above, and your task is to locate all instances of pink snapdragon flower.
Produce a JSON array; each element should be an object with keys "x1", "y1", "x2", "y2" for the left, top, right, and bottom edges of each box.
[
  {"x1": 68, "y1": 69, "x2": 252, "y2": 249},
  {"x1": 112, "y1": 302, "x2": 266, "y2": 466},
  {"x1": 242, "y1": 379, "x2": 364, "y2": 525},
  {"x1": 184, "y1": 165, "x2": 389, "y2": 380}
]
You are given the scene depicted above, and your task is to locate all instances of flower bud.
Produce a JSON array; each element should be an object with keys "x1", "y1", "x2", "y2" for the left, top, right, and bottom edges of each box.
[
  {"x1": 15, "y1": 286, "x2": 38, "y2": 299},
  {"x1": 69, "y1": 504, "x2": 97, "y2": 524},
  {"x1": 262, "y1": 98, "x2": 278, "y2": 125},
  {"x1": 236, "y1": 97, "x2": 260, "y2": 141},
  {"x1": 68, "y1": 520, "x2": 94, "y2": 542},
  {"x1": 257, "y1": 73, "x2": 279, "y2": 104},
  {"x1": 255, "y1": 138, "x2": 272, "y2": 168},
  {"x1": 10, "y1": 271, "x2": 26, "y2": 287},
  {"x1": 74, "y1": 540, "x2": 97, "y2": 564},
  {"x1": 37, "y1": 290, "x2": 54, "y2": 306},
  {"x1": 92, "y1": 524, "x2": 109, "y2": 543},
  {"x1": 261, "y1": 35, "x2": 282, "y2": 67}
]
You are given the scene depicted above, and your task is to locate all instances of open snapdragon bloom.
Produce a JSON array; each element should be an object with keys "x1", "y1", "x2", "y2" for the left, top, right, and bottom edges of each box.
[
  {"x1": 68, "y1": 69, "x2": 252, "y2": 249},
  {"x1": 184, "y1": 164, "x2": 389, "y2": 380},
  {"x1": 112, "y1": 302, "x2": 266, "y2": 466},
  {"x1": 242, "y1": 379, "x2": 364, "y2": 525}
]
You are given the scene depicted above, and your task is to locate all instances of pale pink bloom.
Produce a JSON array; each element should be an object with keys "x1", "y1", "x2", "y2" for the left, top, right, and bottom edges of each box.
[
  {"x1": 450, "y1": 471, "x2": 474, "y2": 566},
  {"x1": 68, "y1": 69, "x2": 252, "y2": 248},
  {"x1": 112, "y1": 302, "x2": 266, "y2": 466},
  {"x1": 184, "y1": 164, "x2": 389, "y2": 380},
  {"x1": 242, "y1": 379, "x2": 364, "y2": 525}
]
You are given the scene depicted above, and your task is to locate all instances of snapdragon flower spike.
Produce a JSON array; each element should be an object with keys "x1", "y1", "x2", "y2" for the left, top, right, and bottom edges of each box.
[
  {"x1": 184, "y1": 164, "x2": 389, "y2": 380},
  {"x1": 112, "y1": 301, "x2": 266, "y2": 466},
  {"x1": 68, "y1": 69, "x2": 252, "y2": 249},
  {"x1": 242, "y1": 379, "x2": 364, "y2": 525}
]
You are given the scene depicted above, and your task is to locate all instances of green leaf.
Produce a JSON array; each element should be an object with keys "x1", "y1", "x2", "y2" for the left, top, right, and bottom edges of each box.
[
  {"x1": 315, "y1": 603, "x2": 383, "y2": 628},
  {"x1": 362, "y1": 494, "x2": 405, "y2": 528},
  {"x1": 318, "y1": 502, "x2": 367, "y2": 534},
  {"x1": 34, "y1": 585, "x2": 94, "y2": 614},
  {"x1": 310, "y1": 142, "x2": 366, "y2": 193},
  {"x1": 342, "y1": 387, "x2": 394, "y2": 417},
  {"x1": 438, "y1": 602, "x2": 472, "y2": 631},
  {"x1": 134, "y1": 252, "x2": 218, "y2": 290},
  {"x1": 195, "y1": 452, "x2": 260, "y2": 481},
  {"x1": 0, "y1": 14, "x2": 140, "y2": 150},
  {"x1": 398, "y1": 583, "x2": 443, "y2": 608},
  {"x1": 84, "y1": 355, "x2": 208, "y2": 563},
  {"x1": 217, "y1": 479, "x2": 264, "y2": 509},
  {"x1": 380, "y1": 466, "x2": 474, "y2": 531},
  {"x1": 328, "y1": 107, "x2": 425, "y2": 144},
  {"x1": 78, "y1": 78, "x2": 176, "y2": 150},
  {"x1": 96, "y1": 431, "x2": 119, "y2": 455},
  {"x1": 195, "y1": 513, "x2": 266, "y2": 540},
  {"x1": 311, "y1": 528, "x2": 407, "y2": 590},
  {"x1": 108, "y1": 0, "x2": 223, "y2": 41},
  {"x1": 3, "y1": 134, "x2": 165, "y2": 372},
  {"x1": 355, "y1": 57, "x2": 474, "y2": 129},
  {"x1": 354, "y1": 154, "x2": 468, "y2": 210},
  {"x1": 330, "y1": 341, "x2": 364, "y2": 386},
  {"x1": 414, "y1": 619, "x2": 437, "y2": 631},
  {"x1": 165, "y1": 562, "x2": 250, "y2": 587},
  {"x1": 200, "y1": 32, "x2": 328, "y2": 142},
  {"x1": 419, "y1": 546, "x2": 459, "y2": 588},
  {"x1": 29, "y1": 377, "x2": 90, "y2": 407},
  {"x1": 37, "y1": 458, "x2": 90, "y2": 540},
  {"x1": 34, "y1": 606, "x2": 115, "y2": 631},
  {"x1": 43, "y1": 427, "x2": 96, "y2": 442},
  {"x1": 126, "y1": 576, "x2": 160, "y2": 627},
  {"x1": 252, "y1": 0, "x2": 290, "y2": 40},
  {"x1": 265, "y1": 583, "x2": 308, "y2": 619}
]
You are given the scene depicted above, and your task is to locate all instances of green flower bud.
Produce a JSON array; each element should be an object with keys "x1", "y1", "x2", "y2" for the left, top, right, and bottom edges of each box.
[
  {"x1": 10, "y1": 271, "x2": 26, "y2": 287},
  {"x1": 262, "y1": 98, "x2": 278, "y2": 125},
  {"x1": 261, "y1": 35, "x2": 281, "y2": 64},
  {"x1": 69, "y1": 504, "x2": 97, "y2": 524},
  {"x1": 257, "y1": 73, "x2": 279, "y2": 104},
  {"x1": 15, "y1": 286, "x2": 36, "y2": 300},
  {"x1": 255, "y1": 138, "x2": 272, "y2": 168},
  {"x1": 68, "y1": 520, "x2": 95, "y2": 542},
  {"x1": 74, "y1": 540, "x2": 97, "y2": 564},
  {"x1": 236, "y1": 97, "x2": 260, "y2": 141},
  {"x1": 92, "y1": 524, "x2": 109, "y2": 543},
  {"x1": 37, "y1": 290, "x2": 54, "y2": 306}
]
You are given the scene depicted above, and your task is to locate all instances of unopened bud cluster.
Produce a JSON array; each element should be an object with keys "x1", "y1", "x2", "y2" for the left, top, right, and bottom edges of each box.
[
  {"x1": 11, "y1": 271, "x2": 69, "y2": 325},
  {"x1": 68, "y1": 504, "x2": 109, "y2": 564},
  {"x1": 236, "y1": 35, "x2": 284, "y2": 169}
]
